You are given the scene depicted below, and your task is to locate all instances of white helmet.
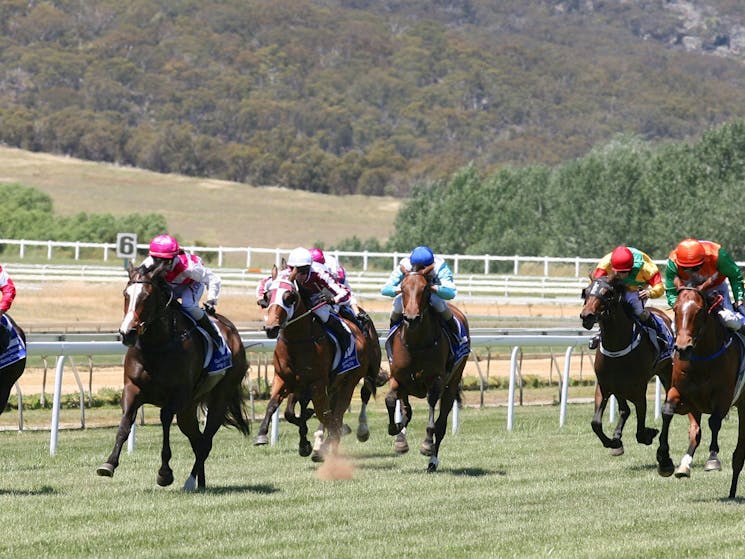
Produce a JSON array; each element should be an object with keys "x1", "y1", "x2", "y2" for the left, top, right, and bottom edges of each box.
[{"x1": 287, "y1": 247, "x2": 312, "y2": 267}]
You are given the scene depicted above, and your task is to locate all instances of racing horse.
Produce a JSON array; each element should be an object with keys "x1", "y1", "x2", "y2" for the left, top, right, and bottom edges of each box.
[
  {"x1": 385, "y1": 263, "x2": 470, "y2": 472},
  {"x1": 656, "y1": 283, "x2": 745, "y2": 498},
  {"x1": 580, "y1": 276, "x2": 673, "y2": 455},
  {"x1": 97, "y1": 262, "x2": 250, "y2": 490},
  {"x1": 257, "y1": 271, "x2": 380, "y2": 460},
  {"x1": 0, "y1": 315, "x2": 27, "y2": 416}
]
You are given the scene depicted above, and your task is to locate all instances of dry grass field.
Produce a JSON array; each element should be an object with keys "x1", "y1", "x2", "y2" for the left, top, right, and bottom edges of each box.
[{"x1": 0, "y1": 146, "x2": 400, "y2": 248}]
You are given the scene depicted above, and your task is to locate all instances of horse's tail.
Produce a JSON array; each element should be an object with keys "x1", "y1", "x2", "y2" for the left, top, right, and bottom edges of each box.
[
  {"x1": 362, "y1": 315, "x2": 386, "y2": 398},
  {"x1": 223, "y1": 387, "x2": 251, "y2": 436}
]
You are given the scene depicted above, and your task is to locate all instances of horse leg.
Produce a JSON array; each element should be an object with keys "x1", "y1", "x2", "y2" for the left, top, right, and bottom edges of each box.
[
  {"x1": 254, "y1": 378, "x2": 287, "y2": 446},
  {"x1": 607, "y1": 398, "x2": 630, "y2": 455},
  {"x1": 656, "y1": 395, "x2": 678, "y2": 477},
  {"x1": 309, "y1": 382, "x2": 335, "y2": 463},
  {"x1": 704, "y1": 412, "x2": 723, "y2": 472},
  {"x1": 177, "y1": 406, "x2": 206, "y2": 491},
  {"x1": 426, "y1": 384, "x2": 459, "y2": 473},
  {"x1": 96, "y1": 384, "x2": 141, "y2": 478},
  {"x1": 729, "y1": 404, "x2": 745, "y2": 498},
  {"x1": 419, "y1": 384, "x2": 439, "y2": 457},
  {"x1": 590, "y1": 384, "x2": 617, "y2": 450},
  {"x1": 357, "y1": 383, "x2": 371, "y2": 443},
  {"x1": 284, "y1": 396, "x2": 313, "y2": 457},
  {"x1": 385, "y1": 378, "x2": 404, "y2": 436},
  {"x1": 157, "y1": 407, "x2": 177, "y2": 487},
  {"x1": 633, "y1": 397, "x2": 659, "y2": 446},
  {"x1": 675, "y1": 411, "x2": 702, "y2": 478}
]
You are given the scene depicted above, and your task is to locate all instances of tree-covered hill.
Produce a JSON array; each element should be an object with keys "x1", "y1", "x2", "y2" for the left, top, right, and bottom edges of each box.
[{"x1": 2, "y1": 0, "x2": 745, "y2": 196}]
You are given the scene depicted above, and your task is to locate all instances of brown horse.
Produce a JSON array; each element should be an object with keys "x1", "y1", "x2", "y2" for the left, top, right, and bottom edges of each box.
[
  {"x1": 656, "y1": 284, "x2": 745, "y2": 498},
  {"x1": 257, "y1": 274, "x2": 381, "y2": 460},
  {"x1": 96, "y1": 263, "x2": 250, "y2": 490},
  {"x1": 385, "y1": 264, "x2": 470, "y2": 472},
  {"x1": 0, "y1": 314, "x2": 27, "y2": 416},
  {"x1": 580, "y1": 276, "x2": 673, "y2": 455}
]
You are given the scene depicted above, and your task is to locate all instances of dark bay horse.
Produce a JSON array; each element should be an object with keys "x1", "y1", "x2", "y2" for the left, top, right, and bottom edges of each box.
[
  {"x1": 385, "y1": 264, "x2": 470, "y2": 472},
  {"x1": 257, "y1": 274, "x2": 381, "y2": 461},
  {"x1": 97, "y1": 263, "x2": 250, "y2": 490},
  {"x1": 0, "y1": 315, "x2": 27, "y2": 416},
  {"x1": 656, "y1": 284, "x2": 745, "y2": 498},
  {"x1": 580, "y1": 276, "x2": 672, "y2": 455}
]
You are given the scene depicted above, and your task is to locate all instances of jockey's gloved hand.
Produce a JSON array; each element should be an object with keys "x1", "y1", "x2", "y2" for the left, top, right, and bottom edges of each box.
[
  {"x1": 204, "y1": 299, "x2": 217, "y2": 315},
  {"x1": 320, "y1": 291, "x2": 336, "y2": 304}
]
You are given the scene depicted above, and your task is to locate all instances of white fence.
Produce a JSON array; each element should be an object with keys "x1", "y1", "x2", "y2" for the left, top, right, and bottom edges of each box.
[
  {"x1": 20, "y1": 335, "x2": 665, "y2": 455},
  {"x1": 0, "y1": 238, "x2": 612, "y2": 276}
]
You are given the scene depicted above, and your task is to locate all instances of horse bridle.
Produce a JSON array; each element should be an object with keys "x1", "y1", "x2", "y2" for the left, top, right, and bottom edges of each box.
[
  {"x1": 674, "y1": 286, "x2": 729, "y2": 360},
  {"x1": 402, "y1": 269, "x2": 433, "y2": 323},
  {"x1": 126, "y1": 277, "x2": 175, "y2": 335}
]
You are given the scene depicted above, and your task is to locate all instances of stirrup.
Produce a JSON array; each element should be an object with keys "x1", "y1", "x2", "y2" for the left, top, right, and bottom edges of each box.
[{"x1": 588, "y1": 335, "x2": 600, "y2": 350}]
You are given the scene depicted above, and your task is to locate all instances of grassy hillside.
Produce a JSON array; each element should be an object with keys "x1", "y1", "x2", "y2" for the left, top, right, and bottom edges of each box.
[{"x1": 0, "y1": 146, "x2": 399, "y2": 248}]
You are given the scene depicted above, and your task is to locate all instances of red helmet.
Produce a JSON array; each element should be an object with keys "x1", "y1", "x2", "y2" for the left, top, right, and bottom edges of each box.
[
  {"x1": 610, "y1": 246, "x2": 634, "y2": 272},
  {"x1": 676, "y1": 238, "x2": 705, "y2": 268},
  {"x1": 309, "y1": 248, "x2": 325, "y2": 264},
  {"x1": 149, "y1": 234, "x2": 179, "y2": 258}
]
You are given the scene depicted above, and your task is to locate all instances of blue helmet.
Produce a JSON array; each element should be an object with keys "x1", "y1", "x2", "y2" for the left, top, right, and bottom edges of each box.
[{"x1": 410, "y1": 246, "x2": 434, "y2": 267}]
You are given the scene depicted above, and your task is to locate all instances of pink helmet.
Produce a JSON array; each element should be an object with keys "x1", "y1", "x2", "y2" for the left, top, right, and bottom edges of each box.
[
  {"x1": 310, "y1": 248, "x2": 325, "y2": 264},
  {"x1": 149, "y1": 234, "x2": 180, "y2": 258}
]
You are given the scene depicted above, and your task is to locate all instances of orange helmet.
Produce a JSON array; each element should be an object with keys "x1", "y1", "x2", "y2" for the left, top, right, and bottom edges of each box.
[
  {"x1": 675, "y1": 238, "x2": 705, "y2": 268},
  {"x1": 610, "y1": 246, "x2": 634, "y2": 272}
]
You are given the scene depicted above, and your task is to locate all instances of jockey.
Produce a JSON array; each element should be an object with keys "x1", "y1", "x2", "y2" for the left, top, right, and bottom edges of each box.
[
  {"x1": 310, "y1": 247, "x2": 364, "y2": 319},
  {"x1": 588, "y1": 245, "x2": 665, "y2": 349},
  {"x1": 142, "y1": 234, "x2": 223, "y2": 345},
  {"x1": 381, "y1": 245, "x2": 466, "y2": 344},
  {"x1": 285, "y1": 247, "x2": 351, "y2": 342},
  {"x1": 0, "y1": 263, "x2": 16, "y2": 352},
  {"x1": 665, "y1": 238, "x2": 745, "y2": 331}
]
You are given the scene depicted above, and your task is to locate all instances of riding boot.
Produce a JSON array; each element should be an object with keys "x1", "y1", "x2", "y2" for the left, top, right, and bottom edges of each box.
[
  {"x1": 325, "y1": 315, "x2": 350, "y2": 343},
  {"x1": 588, "y1": 334, "x2": 600, "y2": 350},
  {"x1": 389, "y1": 311, "x2": 403, "y2": 329},
  {"x1": 197, "y1": 314, "x2": 222, "y2": 346}
]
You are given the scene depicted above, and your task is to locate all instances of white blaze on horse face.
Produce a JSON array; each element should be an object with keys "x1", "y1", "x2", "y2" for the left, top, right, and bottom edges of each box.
[
  {"x1": 120, "y1": 283, "x2": 144, "y2": 333},
  {"x1": 266, "y1": 282, "x2": 295, "y2": 326},
  {"x1": 677, "y1": 299, "x2": 698, "y2": 345}
]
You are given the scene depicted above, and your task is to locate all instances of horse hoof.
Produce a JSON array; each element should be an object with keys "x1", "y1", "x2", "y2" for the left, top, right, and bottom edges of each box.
[
  {"x1": 388, "y1": 423, "x2": 402, "y2": 436},
  {"x1": 419, "y1": 441, "x2": 433, "y2": 457},
  {"x1": 311, "y1": 450, "x2": 324, "y2": 463},
  {"x1": 639, "y1": 428, "x2": 659, "y2": 445},
  {"x1": 157, "y1": 471, "x2": 174, "y2": 487},
  {"x1": 704, "y1": 459, "x2": 722, "y2": 472},
  {"x1": 356, "y1": 425, "x2": 370, "y2": 443},
  {"x1": 341, "y1": 424, "x2": 352, "y2": 436},
  {"x1": 674, "y1": 466, "x2": 691, "y2": 478},
  {"x1": 609, "y1": 446, "x2": 624, "y2": 457},
  {"x1": 394, "y1": 434, "x2": 409, "y2": 455},
  {"x1": 254, "y1": 434, "x2": 269, "y2": 446},
  {"x1": 657, "y1": 459, "x2": 675, "y2": 477},
  {"x1": 608, "y1": 438, "x2": 622, "y2": 450},
  {"x1": 183, "y1": 475, "x2": 197, "y2": 492},
  {"x1": 299, "y1": 441, "x2": 312, "y2": 457},
  {"x1": 427, "y1": 463, "x2": 438, "y2": 473},
  {"x1": 96, "y1": 463, "x2": 115, "y2": 477}
]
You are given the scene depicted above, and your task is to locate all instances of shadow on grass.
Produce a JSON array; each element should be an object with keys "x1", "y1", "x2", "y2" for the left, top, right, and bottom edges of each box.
[
  {"x1": 204, "y1": 483, "x2": 280, "y2": 495},
  {"x1": 0, "y1": 485, "x2": 56, "y2": 496}
]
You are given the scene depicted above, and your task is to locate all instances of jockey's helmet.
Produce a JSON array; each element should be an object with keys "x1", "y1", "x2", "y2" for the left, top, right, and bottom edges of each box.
[
  {"x1": 676, "y1": 238, "x2": 705, "y2": 268},
  {"x1": 410, "y1": 246, "x2": 434, "y2": 267},
  {"x1": 610, "y1": 246, "x2": 634, "y2": 272},
  {"x1": 310, "y1": 248, "x2": 326, "y2": 264},
  {"x1": 287, "y1": 247, "x2": 313, "y2": 267},
  {"x1": 149, "y1": 234, "x2": 180, "y2": 258}
]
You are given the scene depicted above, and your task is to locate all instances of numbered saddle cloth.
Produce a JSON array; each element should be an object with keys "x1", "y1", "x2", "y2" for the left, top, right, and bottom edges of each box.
[{"x1": 0, "y1": 315, "x2": 26, "y2": 370}]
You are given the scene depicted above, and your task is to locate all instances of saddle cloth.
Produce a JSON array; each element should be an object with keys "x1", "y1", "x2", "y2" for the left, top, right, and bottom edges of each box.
[
  {"x1": 323, "y1": 319, "x2": 361, "y2": 376},
  {"x1": 181, "y1": 310, "x2": 232, "y2": 375},
  {"x1": 0, "y1": 315, "x2": 26, "y2": 370}
]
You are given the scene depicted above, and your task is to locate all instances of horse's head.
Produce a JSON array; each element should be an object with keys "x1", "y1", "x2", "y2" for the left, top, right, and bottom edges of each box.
[
  {"x1": 579, "y1": 276, "x2": 623, "y2": 330},
  {"x1": 119, "y1": 263, "x2": 173, "y2": 346},
  {"x1": 400, "y1": 263, "x2": 435, "y2": 330},
  {"x1": 673, "y1": 285, "x2": 718, "y2": 361},
  {"x1": 262, "y1": 278, "x2": 300, "y2": 339}
]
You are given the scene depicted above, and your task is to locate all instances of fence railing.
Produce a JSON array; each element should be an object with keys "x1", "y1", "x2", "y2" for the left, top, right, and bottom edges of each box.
[
  {"x1": 16, "y1": 334, "x2": 668, "y2": 457},
  {"x1": 0, "y1": 238, "x2": 618, "y2": 276}
]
